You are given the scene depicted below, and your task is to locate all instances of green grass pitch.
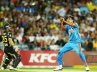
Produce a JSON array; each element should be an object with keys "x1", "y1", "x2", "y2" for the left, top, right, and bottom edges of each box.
[{"x1": 0, "y1": 68, "x2": 97, "y2": 72}]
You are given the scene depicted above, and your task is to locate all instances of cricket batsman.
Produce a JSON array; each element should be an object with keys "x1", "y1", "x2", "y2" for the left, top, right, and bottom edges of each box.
[{"x1": 1, "y1": 23, "x2": 22, "y2": 70}]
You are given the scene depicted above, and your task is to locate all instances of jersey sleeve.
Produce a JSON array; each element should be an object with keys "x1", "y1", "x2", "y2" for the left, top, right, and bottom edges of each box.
[
  {"x1": 8, "y1": 32, "x2": 12, "y2": 38},
  {"x1": 64, "y1": 25, "x2": 69, "y2": 33},
  {"x1": 64, "y1": 25, "x2": 69, "y2": 31},
  {"x1": 74, "y1": 22, "x2": 79, "y2": 29}
]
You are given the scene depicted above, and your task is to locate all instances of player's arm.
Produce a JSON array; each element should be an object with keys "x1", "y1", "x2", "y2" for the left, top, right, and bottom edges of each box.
[
  {"x1": 8, "y1": 33, "x2": 18, "y2": 51},
  {"x1": 8, "y1": 33, "x2": 15, "y2": 46},
  {"x1": 8, "y1": 38, "x2": 15, "y2": 46},
  {"x1": 63, "y1": 19, "x2": 76, "y2": 27},
  {"x1": 60, "y1": 18, "x2": 66, "y2": 30}
]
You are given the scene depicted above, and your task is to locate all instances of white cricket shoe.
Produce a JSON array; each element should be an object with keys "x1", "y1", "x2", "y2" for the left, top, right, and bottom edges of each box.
[
  {"x1": 9, "y1": 66, "x2": 17, "y2": 71},
  {"x1": 54, "y1": 66, "x2": 63, "y2": 71},
  {"x1": 86, "y1": 67, "x2": 90, "y2": 72},
  {"x1": 1, "y1": 67, "x2": 4, "y2": 70}
]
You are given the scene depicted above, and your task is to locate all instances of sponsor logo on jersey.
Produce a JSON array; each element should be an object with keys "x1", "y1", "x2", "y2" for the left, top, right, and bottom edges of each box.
[{"x1": 4, "y1": 43, "x2": 8, "y2": 46}]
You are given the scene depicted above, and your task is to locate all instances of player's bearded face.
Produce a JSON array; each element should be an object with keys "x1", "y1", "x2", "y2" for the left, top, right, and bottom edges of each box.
[{"x1": 6, "y1": 26, "x2": 11, "y2": 31}]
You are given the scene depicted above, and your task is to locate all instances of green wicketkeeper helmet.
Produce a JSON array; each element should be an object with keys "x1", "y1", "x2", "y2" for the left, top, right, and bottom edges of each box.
[{"x1": 3, "y1": 23, "x2": 10, "y2": 29}]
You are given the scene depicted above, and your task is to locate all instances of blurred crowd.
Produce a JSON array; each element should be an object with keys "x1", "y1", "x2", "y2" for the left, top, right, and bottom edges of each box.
[{"x1": 0, "y1": 0, "x2": 97, "y2": 51}]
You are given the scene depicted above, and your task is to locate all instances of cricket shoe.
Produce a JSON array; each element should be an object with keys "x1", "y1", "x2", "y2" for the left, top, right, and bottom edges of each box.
[
  {"x1": 54, "y1": 66, "x2": 63, "y2": 71},
  {"x1": 9, "y1": 66, "x2": 18, "y2": 71},
  {"x1": 86, "y1": 67, "x2": 90, "y2": 72},
  {"x1": 1, "y1": 67, "x2": 4, "y2": 70}
]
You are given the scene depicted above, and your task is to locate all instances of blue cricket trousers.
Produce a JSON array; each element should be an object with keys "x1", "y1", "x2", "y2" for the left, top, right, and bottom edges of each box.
[{"x1": 57, "y1": 42, "x2": 86, "y2": 65}]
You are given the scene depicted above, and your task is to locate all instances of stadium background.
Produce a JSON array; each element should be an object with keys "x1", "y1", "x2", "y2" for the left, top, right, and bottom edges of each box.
[{"x1": 0, "y1": 0, "x2": 97, "y2": 71}]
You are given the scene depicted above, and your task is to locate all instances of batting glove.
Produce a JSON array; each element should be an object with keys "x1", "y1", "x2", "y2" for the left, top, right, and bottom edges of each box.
[{"x1": 13, "y1": 45, "x2": 19, "y2": 52}]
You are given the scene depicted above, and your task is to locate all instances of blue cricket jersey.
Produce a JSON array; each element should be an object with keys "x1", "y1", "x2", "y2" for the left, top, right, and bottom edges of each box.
[{"x1": 65, "y1": 22, "x2": 81, "y2": 43}]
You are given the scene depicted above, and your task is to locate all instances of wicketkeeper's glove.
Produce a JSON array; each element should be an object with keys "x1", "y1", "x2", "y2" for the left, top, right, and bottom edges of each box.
[{"x1": 13, "y1": 45, "x2": 19, "y2": 52}]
